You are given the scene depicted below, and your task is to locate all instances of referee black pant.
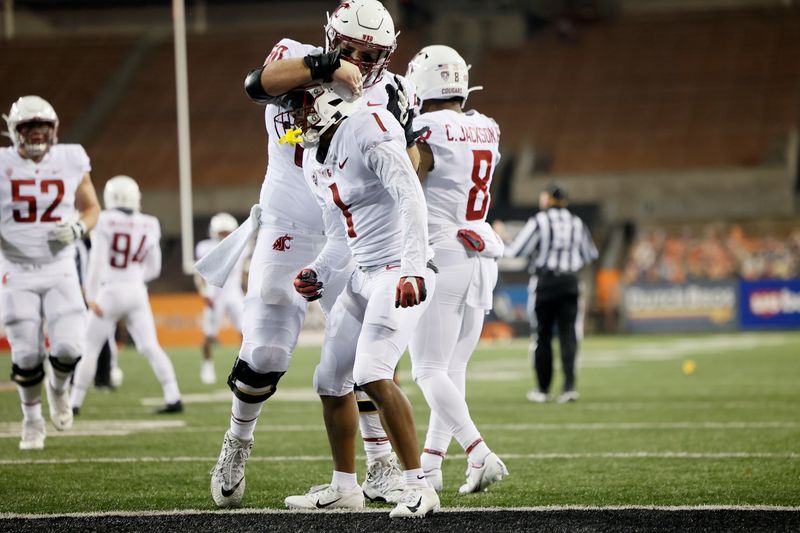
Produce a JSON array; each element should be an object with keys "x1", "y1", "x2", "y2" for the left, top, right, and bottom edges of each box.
[{"x1": 533, "y1": 272, "x2": 579, "y2": 394}]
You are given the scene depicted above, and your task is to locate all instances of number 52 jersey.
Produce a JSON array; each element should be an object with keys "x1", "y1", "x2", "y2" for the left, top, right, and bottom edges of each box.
[{"x1": 0, "y1": 144, "x2": 89, "y2": 264}]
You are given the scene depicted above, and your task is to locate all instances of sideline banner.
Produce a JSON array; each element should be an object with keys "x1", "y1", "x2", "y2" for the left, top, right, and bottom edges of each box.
[
  {"x1": 739, "y1": 279, "x2": 800, "y2": 330},
  {"x1": 622, "y1": 281, "x2": 738, "y2": 333}
]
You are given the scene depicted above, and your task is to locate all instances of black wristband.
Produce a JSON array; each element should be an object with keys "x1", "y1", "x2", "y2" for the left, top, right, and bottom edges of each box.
[{"x1": 303, "y1": 50, "x2": 342, "y2": 82}]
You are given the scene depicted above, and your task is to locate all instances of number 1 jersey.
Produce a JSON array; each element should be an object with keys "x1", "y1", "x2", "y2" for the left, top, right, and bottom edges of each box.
[{"x1": 0, "y1": 144, "x2": 89, "y2": 264}]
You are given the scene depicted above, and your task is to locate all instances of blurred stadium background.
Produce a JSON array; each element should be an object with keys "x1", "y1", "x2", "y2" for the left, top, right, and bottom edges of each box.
[{"x1": 0, "y1": 0, "x2": 799, "y2": 525}]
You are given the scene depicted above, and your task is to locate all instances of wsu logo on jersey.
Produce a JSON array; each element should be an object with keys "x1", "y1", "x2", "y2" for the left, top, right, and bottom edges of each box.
[{"x1": 272, "y1": 234, "x2": 293, "y2": 252}]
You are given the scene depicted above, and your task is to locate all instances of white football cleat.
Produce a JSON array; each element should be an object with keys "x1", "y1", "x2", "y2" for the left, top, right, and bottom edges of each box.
[
  {"x1": 362, "y1": 453, "x2": 405, "y2": 503},
  {"x1": 200, "y1": 360, "x2": 216, "y2": 385},
  {"x1": 458, "y1": 452, "x2": 508, "y2": 494},
  {"x1": 389, "y1": 486, "x2": 439, "y2": 519},
  {"x1": 285, "y1": 484, "x2": 365, "y2": 510},
  {"x1": 46, "y1": 379, "x2": 73, "y2": 431},
  {"x1": 210, "y1": 431, "x2": 253, "y2": 508},
  {"x1": 557, "y1": 390, "x2": 580, "y2": 403},
  {"x1": 526, "y1": 389, "x2": 548, "y2": 403},
  {"x1": 424, "y1": 468, "x2": 443, "y2": 492},
  {"x1": 19, "y1": 418, "x2": 46, "y2": 450}
]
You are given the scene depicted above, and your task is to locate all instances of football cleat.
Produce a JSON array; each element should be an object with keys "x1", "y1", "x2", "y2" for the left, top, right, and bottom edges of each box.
[
  {"x1": 200, "y1": 361, "x2": 217, "y2": 385},
  {"x1": 557, "y1": 390, "x2": 580, "y2": 403},
  {"x1": 458, "y1": 452, "x2": 508, "y2": 494},
  {"x1": 362, "y1": 453, "x2": 406, "y2": 503},
  {"x1": 424, "y1": 468, "x2": 443, "y2": 493},
  {"x1": 389, "y1": 486, "x2": 439, "y2": 519},
  {"x1": 155, "y1": 400, "x2": 184, "y2": 414},
  {"x1": 526, "y1": 389, "x2": 548, "y2": 403},
  {"x1": 45, "y1": 379, "x2": 73, "y2": 431},
  {"x1": 210, "y1": 431, "x2": 253, "y2": 508},
  {"x1": 19, "y1": 418, "x2": 46, "y2": 450},
  {"x1": 285, "y1": 483, "x2": 365, "y2": 510}
]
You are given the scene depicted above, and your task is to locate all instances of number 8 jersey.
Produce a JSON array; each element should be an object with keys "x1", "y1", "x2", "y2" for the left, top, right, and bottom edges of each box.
[
  {"x1": 0, "y1": 144, "x2": 89, "y2": 264},
  {"x1": 413, "y1": 109, "x2": 501, "y2": 246}
]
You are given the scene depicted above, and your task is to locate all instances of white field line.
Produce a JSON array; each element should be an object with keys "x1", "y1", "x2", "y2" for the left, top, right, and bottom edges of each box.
[
  {"x1": 1, "y1": 504, "x2": 799, "y2": 519},
  {"x1": 2, "y1": 451, "x2": 798, "y2": 466},
  {"x1": 3, "y1": 420, "x2": 796, "y2": 439}
]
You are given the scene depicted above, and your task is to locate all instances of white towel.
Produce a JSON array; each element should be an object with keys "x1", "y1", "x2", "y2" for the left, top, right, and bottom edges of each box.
[
  {"x1": 465, "y1": 256, "x2": 499, "y2": 310},
  {"x1": 195, "y1": 204, "x2": 262, "y2": 288}
]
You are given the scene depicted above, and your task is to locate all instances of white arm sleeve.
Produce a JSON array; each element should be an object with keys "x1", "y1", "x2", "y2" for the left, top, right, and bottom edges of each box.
[
  {"x1": 309, "y1": 202, "x2": 352, "y2": 284},
  {"x1": 367, "y1": 140, "x2": 429, "y2": 277},
  {"x1": 85, "y1": 231, "x2": 108, "y2": 303},
  {"x1": 143, "y1": 243, "x2": 162, "y2": 282}
]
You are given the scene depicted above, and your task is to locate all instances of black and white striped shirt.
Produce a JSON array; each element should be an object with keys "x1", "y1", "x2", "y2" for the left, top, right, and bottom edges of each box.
[{"x1": 506, "y1": 208, "x2": 598, "y2": 275}]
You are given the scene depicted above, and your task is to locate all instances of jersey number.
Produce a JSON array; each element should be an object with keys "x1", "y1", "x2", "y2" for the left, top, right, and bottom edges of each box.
[
  {"x1": 110, "y1": 232, "x2": 148, "y2": 268},
  {"x1": 11, "y1": 179, "x2": 65, "y2": 223},
  {"x1": 465, "y1": 150, "x2": 492, "y2": 221},
  {"x1": 329, "y1": 183, "x2": 357, "y2": 238}
]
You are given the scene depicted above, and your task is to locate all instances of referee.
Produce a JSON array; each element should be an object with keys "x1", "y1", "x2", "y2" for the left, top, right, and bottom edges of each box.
[{"x1": 506, "y1": 183, "x2": 598, "y2": 403}]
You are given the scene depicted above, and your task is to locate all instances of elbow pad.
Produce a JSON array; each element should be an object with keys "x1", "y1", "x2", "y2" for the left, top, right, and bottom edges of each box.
[{"x1": 244, "y1": 66, "x2": 279, "y2": 105}]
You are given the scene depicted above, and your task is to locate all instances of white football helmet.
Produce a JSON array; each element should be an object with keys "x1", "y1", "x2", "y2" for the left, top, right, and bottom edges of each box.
[
  {"x1": 291, "y1": 82, "x2": 363, "y2": 147},
  {"x1": 405, "y1": 45, "x2": 482, "y2": 108},
  {"x1": 209, "y1": 212, "x2": 238, "y2": 240},
  {"x1": 3, "y1": 95, "x2": 59, "y2": 157},
  {"x1": 103, "y1": 175, "x2": 141, "y2": 212},
  {"x1": 325, "y1": 0, "x2": 397, "y2": 88}
]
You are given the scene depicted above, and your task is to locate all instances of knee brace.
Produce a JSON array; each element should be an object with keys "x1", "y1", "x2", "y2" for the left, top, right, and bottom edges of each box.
[
  {"x1": 11, "y1": 362, "x2": 45, "y2": 387},
  {"x1": 48, "y1": 354, "x2": 81, "y2": 374},
  {"x1": 50, "y1": 340, "x2": 83, "y2": 360},
  {"x1": 227, "y1": 357, "x2": 285, "y2": 404},
  {"x1": 354, "y1": 386, "x2": 377, "y2": 414}
]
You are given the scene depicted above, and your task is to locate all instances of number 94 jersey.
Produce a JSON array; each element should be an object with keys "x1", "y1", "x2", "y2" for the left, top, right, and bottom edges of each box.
[
  {"x1": 413, "y1": 110, "x2": 501, "y2": 240},
  {"x1": 0, "y1": 144, "x2": 89, "y2": 264}
]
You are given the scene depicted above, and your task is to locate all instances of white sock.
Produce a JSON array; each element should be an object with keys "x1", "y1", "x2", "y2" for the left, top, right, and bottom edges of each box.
[
  {"x1": 332, "y1": 470, "x2": 358, "y2": 491},
  {"x1": 405, "y1": 468, "x2": 428, "y2": 488},
  {"x1": 18, "y1": 384, "x2": 43, "y2": 421},
  {"x1": 50, "y1": 366, "x2": 72, "y2": 393},
  {"x1": 230, "y1": 397, "x2": 262, "y2": 441},
  {"x1": 356, "y1": 390, "x2": 393, "y2": 463},
  {"x1": 421, "y1": 448, "x2": 445, "y2": 472},
  {"x1": 466, "y1": 438, "x2": 491, "y2": 465}
]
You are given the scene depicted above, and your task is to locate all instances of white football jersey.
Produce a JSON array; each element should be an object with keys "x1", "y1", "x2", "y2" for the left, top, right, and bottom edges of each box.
[
  {"x1": 258, "y1": 38, "x2": 414, "y2": 233},
  {"x1": 196, "y1": 238, "x2": 245, "y2": 299},
  {"x1": 414, "y1": 109, "x2": 501, "y2": 244},
  {"x1": 0, "y1": 144, "x2": 89, "y2": 264},
  {"x1": 304, "y1": 107, "x2": 431, "y2": 276},
  {"x1": 85, "y1": 209, "x2": 161, "y2": 301}
]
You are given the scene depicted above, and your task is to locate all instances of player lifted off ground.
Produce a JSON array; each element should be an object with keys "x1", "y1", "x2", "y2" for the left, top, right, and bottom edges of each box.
[
  {"x1": 195, "y1": 213, "x2": 243, "y2": 385},
  {"x1": 283, "y1": 81, "x2": 438, "y2": 518},
  {"x1": 0, "y1": 95, "x2": 100, "y2": 450},
  {"x1": 209, "y1": 0, "x2": 417, "y2": 508},
  {"x1": 70, "y1": 175, "x2": 183, "y2": 415},
  {"x1": 405, "y1": 45, "x2": 508, "y2": 493}
]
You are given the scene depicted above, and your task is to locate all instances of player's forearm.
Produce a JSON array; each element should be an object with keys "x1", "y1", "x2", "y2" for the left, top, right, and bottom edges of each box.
[
  {"x1": 259, "y1": 59, "x2": 312, "y2": 97},
  {"x1": 79, "y1": 203, "x2": 100, "y2": 232}
]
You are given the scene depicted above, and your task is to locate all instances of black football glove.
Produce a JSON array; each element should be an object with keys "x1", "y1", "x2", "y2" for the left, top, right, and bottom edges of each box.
[
  {"x1": 294, "y1": 268, "x2": 324, "y2": 302},
  {"x1": 386, "y1": 76, "x2": 429, "y2": 147}
]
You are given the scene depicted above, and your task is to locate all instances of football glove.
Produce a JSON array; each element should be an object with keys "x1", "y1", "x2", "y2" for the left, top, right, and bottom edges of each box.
[
  {"x1": 457, "y1": 229, "x2": 486, "y2": 253},
  {"x1": 294, "y1": 268, "x2": 324, "y2": 302},
  {"x1": 386, "y1": 76, "x2": 429, "y2": 147},
  {"x1": 395, "y1": 276, "x2": 427, "y2": 308},
  {"x1": 51, "y1": 219, "x2": 87, "y2": 245},
  {"x1": 304, "y1": 49, "x2": 342, "y2": 82}
]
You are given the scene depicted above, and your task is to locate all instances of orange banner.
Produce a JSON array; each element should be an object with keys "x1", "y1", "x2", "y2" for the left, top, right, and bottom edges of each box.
[{"x1": 150, "y1": 293, "x2": 240, "y2": 347}]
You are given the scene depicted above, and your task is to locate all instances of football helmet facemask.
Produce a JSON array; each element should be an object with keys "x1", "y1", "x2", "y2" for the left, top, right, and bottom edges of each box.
[
  {"x1": 3, "y1": 95, "x2": 59, "y2": 158},
  {"x1": 104, "y1": 175, "x2": 142, "y2": 212},
  {"x1": 325, "y1": 0, "x2": 397, "y2": 88},
  {"x1": 406, "y1": 45, "x2": 482, "y2": 108}
]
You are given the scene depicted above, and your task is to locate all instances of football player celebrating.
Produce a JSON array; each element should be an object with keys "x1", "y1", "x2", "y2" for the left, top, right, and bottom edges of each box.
[
  {"x1": 195, "y1": 212, "x2": 243, "y2": 385},
  {"x1": 70, "y1": 175, "x2": 183, "y2": 415},
  {"x1": 283, "y1": 81, "x2": 439, "y2": 518},
  {"x1": 209, "y1": 0, "x2": 414, "y2": 508},
  {"x1": 0, "y1": 95, "x2": 101, "y2": 450},
  {"x1": 405, "y1": 46, "x2": 508, "y2": 493}
]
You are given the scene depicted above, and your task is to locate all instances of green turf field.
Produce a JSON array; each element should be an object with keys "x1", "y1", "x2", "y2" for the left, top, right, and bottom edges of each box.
[{"x1": 1, "y1": 331, "x2": 798, "y2": 514}]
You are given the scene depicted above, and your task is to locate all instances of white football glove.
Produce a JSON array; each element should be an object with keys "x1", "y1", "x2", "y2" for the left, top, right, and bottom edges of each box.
[{"x1": 51, "y1": 219, "x2": 87, "y2": 244}]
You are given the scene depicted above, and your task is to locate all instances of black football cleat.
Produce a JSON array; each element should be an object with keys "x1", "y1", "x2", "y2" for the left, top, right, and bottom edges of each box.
[
  {"x1": 72, "y1": 406, "x2": 80, "y2": 416},
  {"x1": 155, "y1": 400, "x2": 184, "y2": 414}
]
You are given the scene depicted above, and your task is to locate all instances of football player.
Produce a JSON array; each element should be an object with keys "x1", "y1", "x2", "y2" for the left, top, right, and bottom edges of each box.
[
  {"x1": 195, "y1": 212, "x2": 243, "y2": 385},
  {"x1": 405, "y1": 45, "x2": 508, "y2": 493},
  {"x1": 1, "y1": 95, "x2": 101, "y2": 450},
  {"x1": 70, "y1": 176, "x2": 182, "y2": 415},
  {"x1": 209, "y1": 0, "x2": 416, "y2": 508},
  {"x1": 283, "y1": 81, "x2": 439, "y2": 518}
]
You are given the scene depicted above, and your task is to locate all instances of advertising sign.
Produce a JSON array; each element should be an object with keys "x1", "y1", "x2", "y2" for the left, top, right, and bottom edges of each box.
[{"x1": 739, "y1": 279, "x2": 800, "y2": 330}]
